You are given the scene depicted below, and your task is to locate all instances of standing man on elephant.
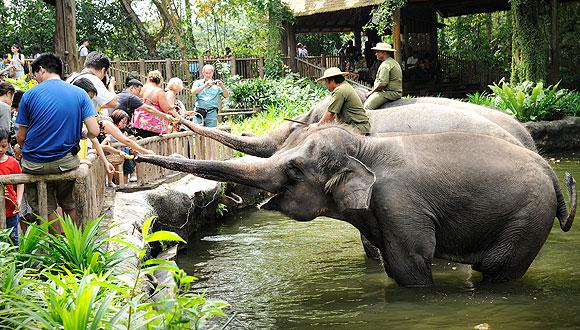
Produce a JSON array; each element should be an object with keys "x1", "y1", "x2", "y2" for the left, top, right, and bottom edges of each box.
[
  {"x1": 312, "y1": 67, "x2": 371, "y2": 135},
  {"x1": 364, "y1": 43, "x2": 402, "y2": 110}
]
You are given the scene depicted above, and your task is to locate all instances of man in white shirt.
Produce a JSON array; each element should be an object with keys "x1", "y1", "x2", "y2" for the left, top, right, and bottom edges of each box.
[
  {"x1": 79, "y1": 39, "x2": 89, "y2": 66},
  {"x1": 67, "y1": 51, "x2": 118, "y2": 112}
]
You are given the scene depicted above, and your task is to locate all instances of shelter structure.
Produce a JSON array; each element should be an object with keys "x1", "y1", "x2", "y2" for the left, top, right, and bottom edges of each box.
[{"x1": 282, "y1": 0, "x2": 566, "y2": 96}]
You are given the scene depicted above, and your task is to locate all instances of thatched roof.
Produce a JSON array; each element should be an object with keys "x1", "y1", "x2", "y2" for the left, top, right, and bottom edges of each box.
[{"x1": 283, "y1": 0, "x2": 383, "y2": 17}]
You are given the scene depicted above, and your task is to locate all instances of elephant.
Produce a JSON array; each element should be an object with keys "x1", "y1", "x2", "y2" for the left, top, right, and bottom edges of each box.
[
  {"x1": 179, "y1": 93, "x2": 537, "y2": 158},
  {"x1": 136, "y1": 124, "x2": 576, "y2": 287}
]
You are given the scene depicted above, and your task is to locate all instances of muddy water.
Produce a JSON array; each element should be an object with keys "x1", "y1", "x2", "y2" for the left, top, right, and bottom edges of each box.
[{"x1": 178, "y1": 158, "x2": 580, "y2": 329}]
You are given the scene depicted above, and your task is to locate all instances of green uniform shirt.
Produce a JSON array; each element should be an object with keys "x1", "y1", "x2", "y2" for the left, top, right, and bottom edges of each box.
[
  {"x1": 327, "y1": 82, "x2": 371, "y2": 135},
  {"x1": 374, "y1": 57, "x2": 403, "y2": 93}
]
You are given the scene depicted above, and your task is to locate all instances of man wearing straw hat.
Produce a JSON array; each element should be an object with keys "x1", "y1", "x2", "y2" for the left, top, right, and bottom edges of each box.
[
  {"x1": 312, "y1": 67, "x2": 371, "y2": 135},
  {"x1": 364, "y1": 42, "x2": 402, "y2": 110}
]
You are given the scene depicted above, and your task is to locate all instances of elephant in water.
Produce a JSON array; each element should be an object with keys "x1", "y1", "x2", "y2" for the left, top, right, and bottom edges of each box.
[
  {"x1": 179, "y1": 93, "x2": 537, "y2": 158},
  {"x1": 137, "y1": 125, "x2": 575, "y2": 287}
]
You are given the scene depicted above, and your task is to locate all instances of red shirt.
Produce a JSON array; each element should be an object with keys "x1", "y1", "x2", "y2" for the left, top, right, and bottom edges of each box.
[{"x1": 0, "y1": 156, "x2": 22, "y2": 217}]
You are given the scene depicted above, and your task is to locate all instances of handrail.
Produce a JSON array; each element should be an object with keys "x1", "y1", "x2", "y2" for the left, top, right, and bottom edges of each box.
[{"x1": 0, "y1": 129, "x2": 233, "y2": 229}]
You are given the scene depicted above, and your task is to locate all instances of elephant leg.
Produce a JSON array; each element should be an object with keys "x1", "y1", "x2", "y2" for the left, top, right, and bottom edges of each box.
[
  {"x1": 360, "y1": 233, "x2": 381, "y2": 260},
  {"x1": 381, "y1": 220, "x2": 436, "y2": 288},
  {"x1": 475, "y1": 213, "x2": 552, "y2": 282}
]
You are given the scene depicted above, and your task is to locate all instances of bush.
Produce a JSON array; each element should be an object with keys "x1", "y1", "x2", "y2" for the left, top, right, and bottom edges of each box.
[
  {"x1": 0, "y1": 215, "x2": 228, "y2": 329},
  {"x1": 226, "y1": 74, "x2": 326, "y2": 136},
  {"x1": 467, "y1": 80, "x2": 580, "y2": 122}
]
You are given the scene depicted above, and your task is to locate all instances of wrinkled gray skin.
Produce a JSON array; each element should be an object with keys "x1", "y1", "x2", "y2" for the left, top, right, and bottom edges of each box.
[
  {"x1": 180, "y1": 91, "x2": 537, "y2": 157},
  {"x1": 136, "y1": 125, "x2": 575, "y2": 287}
]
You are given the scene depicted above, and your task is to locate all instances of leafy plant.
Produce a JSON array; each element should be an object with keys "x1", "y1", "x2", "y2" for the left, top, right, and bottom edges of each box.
[{"x1": 3, "y1": 77, "x2": 37, "y2": 92}]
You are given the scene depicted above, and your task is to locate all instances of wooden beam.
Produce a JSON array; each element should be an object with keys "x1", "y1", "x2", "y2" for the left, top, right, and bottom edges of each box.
[
  {"x1": 54, "y1": 0, "x2": 79, "y2": 74},
  {"x1": 393, "y1": 9, "x2": 402, "y2": 63}
]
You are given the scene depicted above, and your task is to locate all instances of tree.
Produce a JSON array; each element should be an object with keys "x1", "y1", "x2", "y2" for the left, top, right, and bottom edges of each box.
[{"x1": 510, "y1": 0, "x2": 548, "y2": 83}]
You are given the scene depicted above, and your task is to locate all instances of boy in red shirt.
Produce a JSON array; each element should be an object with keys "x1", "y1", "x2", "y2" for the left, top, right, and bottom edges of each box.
[{"x1": 0, "y1": 128, "x2": 23, "y2": 243}]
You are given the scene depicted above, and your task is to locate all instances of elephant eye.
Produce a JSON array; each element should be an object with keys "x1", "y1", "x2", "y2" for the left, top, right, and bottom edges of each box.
[{"x1": 286, "y1": 163, "x2": 304, "y2": 181}]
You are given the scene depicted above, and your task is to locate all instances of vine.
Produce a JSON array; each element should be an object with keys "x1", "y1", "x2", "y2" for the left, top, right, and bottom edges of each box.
[
  {"x1": 364, "y1": 0, "x2": 407, "y2": 36},
  {"x1": 265, "y1": 0, "x2": 293, "y2": 77}
]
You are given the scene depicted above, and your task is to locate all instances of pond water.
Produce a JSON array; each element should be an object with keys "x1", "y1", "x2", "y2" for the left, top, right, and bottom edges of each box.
[{"x1": 177, "y1": 158, "x2": 580, "y2": 329}]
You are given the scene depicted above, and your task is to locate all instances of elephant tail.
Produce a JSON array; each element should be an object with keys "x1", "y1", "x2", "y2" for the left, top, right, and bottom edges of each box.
[{"x1": 555, "y1": 172, "x2": 576, "y2": 232}]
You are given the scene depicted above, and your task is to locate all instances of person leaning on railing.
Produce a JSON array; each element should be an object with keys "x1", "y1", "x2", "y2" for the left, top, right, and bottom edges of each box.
[
  {"x1": 131, "y1": 70, "x2": 180, "y2": 138},
  {"x1": 14, "y1": 53, "x2": 106, "y2": 231}
]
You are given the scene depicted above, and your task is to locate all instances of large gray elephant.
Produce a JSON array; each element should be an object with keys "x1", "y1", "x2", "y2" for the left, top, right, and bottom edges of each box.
[
  {"x1": 179, "y1": 93, "x2": 537, "y2": 157},
  {"x1": 136, "y1": 125, "x2": 576, "y2": 287}
]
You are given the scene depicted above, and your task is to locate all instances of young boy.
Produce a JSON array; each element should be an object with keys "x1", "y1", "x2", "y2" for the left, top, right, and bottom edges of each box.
[{"x1": 0, "y1": 128, "x2": 23, "y2": 243}]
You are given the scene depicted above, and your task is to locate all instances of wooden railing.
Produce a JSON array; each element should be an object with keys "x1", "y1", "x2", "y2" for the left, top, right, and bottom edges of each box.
[
  {"x1": 0, "y1": 153, "x2": 106, "y2": 228},
  {"x1": 111, "y1": 129, "x2": 233, "y2": 188},
  {"x1": 0, "y1": 129, "x2": 233, "y2": 228}
]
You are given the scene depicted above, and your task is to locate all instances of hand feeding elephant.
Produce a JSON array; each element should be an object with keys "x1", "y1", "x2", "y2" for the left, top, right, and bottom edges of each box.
[
  {"x1": 179, "y1": 92, "x2": 537, "y2": 157},
  {"x1": 136, "y1": 125, "x2": 576, "y2": 287}
]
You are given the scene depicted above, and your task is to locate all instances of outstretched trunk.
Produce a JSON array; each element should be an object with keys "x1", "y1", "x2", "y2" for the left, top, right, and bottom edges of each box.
[
  {"x1": 180, "y1": 118, "x2": 288, "y2": 157},
  {"x1": 136, "y1": 154, "x2": 285, "y2": 192}
]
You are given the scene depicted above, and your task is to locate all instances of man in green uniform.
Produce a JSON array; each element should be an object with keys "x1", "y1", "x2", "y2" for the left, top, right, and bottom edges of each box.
[
  {"x1": 312, "y1": 67, "x2": 371, "y2": 135},
  {"x1": 364, "y1": 43, "x2": 402, "y2": 110}
]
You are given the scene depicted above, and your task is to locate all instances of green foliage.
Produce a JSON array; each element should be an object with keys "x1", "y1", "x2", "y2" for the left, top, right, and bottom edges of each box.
[
  {"x1": 216, "y1": 203, "x2": 228, "y2": 217},
  {"x1": 296, "y1": 33, "x2": 349, "y2": 55},
  {"x1": 0, "y1": 215, "x2": 227, "y2": 329},
  {"x1": 226, "y1": 75, "x2": 326, "y2": 137},
  {"x1": 3, "y1": 77, "x2": 37, "y2": 92},
  {"x1": 467, "y1": 80, "x2": 580, "y2": 121},
  {"x1": 364, "y1": 0, "x2": 406, "y2": 35}
]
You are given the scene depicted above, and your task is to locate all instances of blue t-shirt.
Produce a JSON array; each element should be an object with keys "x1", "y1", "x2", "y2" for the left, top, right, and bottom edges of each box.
[
  {"x1": 16, "y1": 79, "x2": 96, "y2": 163},
  {"x1": 192, "y1": 79, "x2": 223, "y2": 110}
]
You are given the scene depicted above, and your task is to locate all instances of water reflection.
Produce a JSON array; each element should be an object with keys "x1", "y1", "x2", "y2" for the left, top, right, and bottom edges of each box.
[{"x1": 178, "y1": 159, "x2": 580, "y2": 329}]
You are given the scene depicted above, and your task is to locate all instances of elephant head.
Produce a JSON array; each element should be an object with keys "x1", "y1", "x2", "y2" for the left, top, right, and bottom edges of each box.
[{"x1": 136, "y1": 125, "x2": 376, "y2": 222}]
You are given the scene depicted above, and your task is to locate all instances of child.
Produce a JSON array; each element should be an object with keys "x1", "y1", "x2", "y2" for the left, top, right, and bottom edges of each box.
[{"x1": 0, "y1": 128, "x2": 23, "y2": 243}]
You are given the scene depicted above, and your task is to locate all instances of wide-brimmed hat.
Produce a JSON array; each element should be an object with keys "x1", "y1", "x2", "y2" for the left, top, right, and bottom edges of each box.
[
  {"x1": 371, "y1": 42, "x2": 397, "y2": 52},
  {"x1": 316, "y1": 67, "x2": 349, "y2": 81}
]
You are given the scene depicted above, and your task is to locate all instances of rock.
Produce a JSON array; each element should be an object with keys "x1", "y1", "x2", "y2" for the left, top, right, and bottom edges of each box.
[
  {"x1": 524, "y1": 117, "x2": 580, "y2": 154},
  {"x1": 474, "y1": 323, "x2": 490, "y2": 330}
]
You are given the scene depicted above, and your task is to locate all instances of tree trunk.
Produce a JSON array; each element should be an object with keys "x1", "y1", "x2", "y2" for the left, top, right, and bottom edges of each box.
[
  {"x1": 549, "y1": 0, "x2": 561, "y2": 84},
  {"x1": 510, "y1": 0, "x2": 548, "y2": 83},
  {"x1": 54, "y1": 0, "x2": 79, "y2": 74},
  {"x1": 119, "y1": 0, "x2": 161, "y2": 57}
]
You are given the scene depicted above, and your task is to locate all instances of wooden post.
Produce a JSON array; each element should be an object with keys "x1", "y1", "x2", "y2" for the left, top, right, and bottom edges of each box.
[
  {"x1": 259, "y1": 56, "x2": 265, "y2": 78},
  {"x1": 321, "y1": 54, "x2": 327, "y2": 69},
  {"x1": 0, "y1": 185, "x2": 5, "y2": 229},
  {"x1": 549, "y1": 0, "x2": 561, "y2": 84},
  {"x1": 37, "y1": 181, "x2": 48, "y2": 220},
  {"x1": 113, "y1": 59, "x2": 121, "y2": 88},
  {"x1": 198, "y1": 56, "x2": 204, "y2": 76},
  {"x1": 393, "y1": 9, "x2": 402, "y2": 64},
  {"x1": 165, "y1": 58, "x2": 172, "y2": 80},
  {"x1": 54, "y1": 0, "x2": 79, "y2": 74},
  {"x1": 287, "y1": 23, "x2": 297, "y2": 72},
  {"x1": 139, "y1": 59, "x2": 146, "y2": 78},
  {"x1": 230, "y1": 56, "x2": 236, "y2": 76}
]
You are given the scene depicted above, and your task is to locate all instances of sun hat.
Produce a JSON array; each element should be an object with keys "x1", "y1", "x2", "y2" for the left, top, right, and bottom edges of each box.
[
  {"x1": 316, "y1": 67, "x2": 349, "y2": 81},
  {"x1": 371, "y1": 42, "x2": 397, "y2": 52}
]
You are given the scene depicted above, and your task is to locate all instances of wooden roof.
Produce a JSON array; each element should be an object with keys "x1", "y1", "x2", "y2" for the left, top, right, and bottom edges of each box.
[{"x1": 283, "y1": 0, "x2": 383, "y2": 17}]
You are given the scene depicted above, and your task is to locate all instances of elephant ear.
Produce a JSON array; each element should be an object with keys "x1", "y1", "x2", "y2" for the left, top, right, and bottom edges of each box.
[{"x1": 325, "y1": 156, "x2": 376, "y2": 211}]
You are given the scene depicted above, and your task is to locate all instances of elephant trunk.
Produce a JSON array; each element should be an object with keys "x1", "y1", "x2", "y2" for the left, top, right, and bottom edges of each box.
[
  {"x1": 135, "y1": 154, "x2": 286, "y2": 192},
  {"x1": 180, "y1": 118, "x2": 282, "y2": 157}
]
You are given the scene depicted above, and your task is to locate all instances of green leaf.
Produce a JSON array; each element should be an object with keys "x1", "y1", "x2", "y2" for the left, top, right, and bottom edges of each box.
[
  {"x1": 145, "y1": 231, "x2": 186, "y2": 243},
  {"x1": 142, "y1": 216, "x2": 156, "y2": 239}
]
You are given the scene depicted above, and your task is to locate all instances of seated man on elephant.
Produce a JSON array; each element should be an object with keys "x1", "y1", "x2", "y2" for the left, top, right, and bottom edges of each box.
[
  {"x1": 364, "y1": 43, "x2": 402, "y2": 110},
  {"x1": 312, "y1": 67, "x2": 371, "y2": 136}
]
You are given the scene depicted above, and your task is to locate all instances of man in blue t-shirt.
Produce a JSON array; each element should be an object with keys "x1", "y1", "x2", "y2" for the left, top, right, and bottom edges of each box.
[
  {"x1": 191, "y1": 64, "x2": 229, "y2": 127},
  {"x1": 15, "y1": 53, "x2": 101, "y2": 228}
]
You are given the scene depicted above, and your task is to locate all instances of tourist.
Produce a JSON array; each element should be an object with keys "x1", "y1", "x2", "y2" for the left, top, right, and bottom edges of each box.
[
  {"x1": 364, "y1": 43, "x2": 402, "y2": 110},
  {"x1": 0, "y1": 127, "x2": 23, "y2": 243},
  {"x1": 15, "y1": 53, "x2": 108, "y2": 229},
  {"x1": 117, "y1": 77, "x2": 144, "y2": 118},
  {"x1": 0, "y1": 54, "x2": 12, "y2": 78},
  {"x1": 0, "y1": 82, "x2": 15, "y2": 132},
  {"x1": 102, "y1": 110, "x2": 139, "y2": 183},
  {"x1": 296, "y1": 43, "x2": 308, "y2": 57},
  {"x1": 67, "y1": 51, "x2": 118, "y2": 112},
  {"x1": 131, "y1": 70, "x2": 177, "y2": 138},
  {"x1": 311, "y1": 67, "x2": 371, "y2": 135},
  {"x1": 224, "y1": 47, "x2": 233, "y2": 60},
  {"x1": 191, "y1": 64, "x2": 229, "y2": 128},
  {"x1": 9, "y1": 45, "x2": 26, "y2": 79},
  {"x1": 78, "y1": 39, "x2": 89, "y2": 66}
]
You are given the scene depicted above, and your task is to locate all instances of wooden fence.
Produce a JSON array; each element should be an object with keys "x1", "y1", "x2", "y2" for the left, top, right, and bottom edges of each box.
[{"x1": 0, "y1": 129, "x2": 233, "y2": 228}]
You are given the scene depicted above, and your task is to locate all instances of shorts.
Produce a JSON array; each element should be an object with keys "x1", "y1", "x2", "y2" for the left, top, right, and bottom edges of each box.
[{"x1": 21, "y1": 153, "x2": 80, "y2": 215}]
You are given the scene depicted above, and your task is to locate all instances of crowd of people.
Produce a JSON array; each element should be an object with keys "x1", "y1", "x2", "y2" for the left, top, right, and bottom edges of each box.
[{"x1": 0, "y1": 45, "x2": 230, "y2": 240}]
